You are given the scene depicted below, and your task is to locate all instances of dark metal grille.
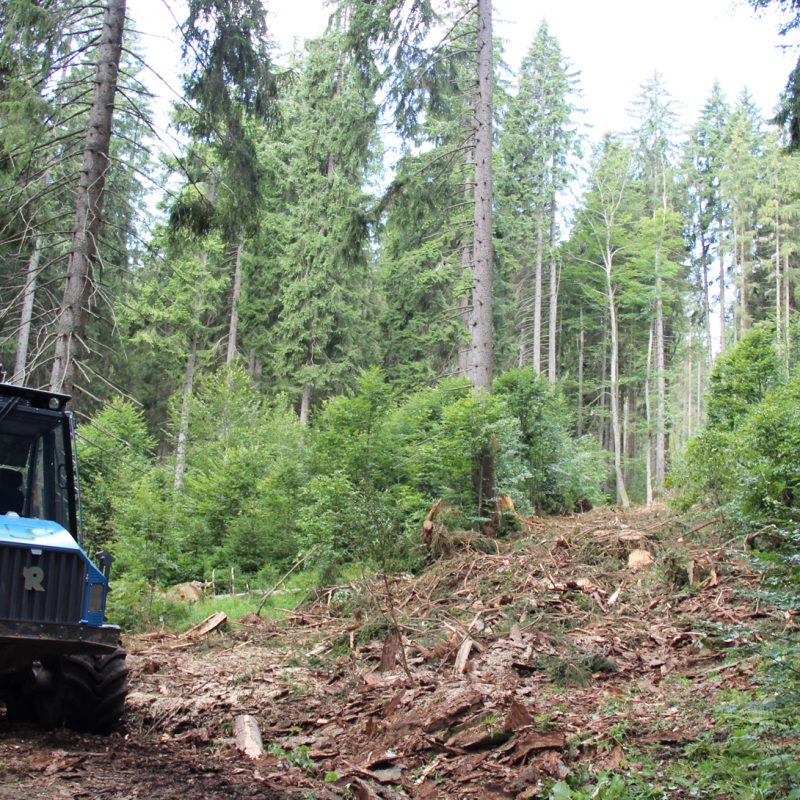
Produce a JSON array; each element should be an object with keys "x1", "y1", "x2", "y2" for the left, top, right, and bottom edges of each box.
[{"x1": 0, "y1": 545, "x2": 86, "y2": 624}]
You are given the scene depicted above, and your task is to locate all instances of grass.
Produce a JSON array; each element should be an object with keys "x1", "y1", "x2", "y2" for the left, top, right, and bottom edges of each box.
[{"x1": 177, "y1": 568, "x2": 325, "y2": 629}]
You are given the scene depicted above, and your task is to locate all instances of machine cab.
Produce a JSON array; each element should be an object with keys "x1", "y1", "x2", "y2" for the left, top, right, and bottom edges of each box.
[
  {"x1": 0, "y1": 383, "x2": 110, "y2": 629},
  {"x1": 0, "y1": 386, "x2": 77, "y2": 537}
]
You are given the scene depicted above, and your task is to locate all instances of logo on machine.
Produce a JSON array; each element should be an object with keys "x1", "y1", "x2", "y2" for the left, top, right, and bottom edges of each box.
[{"x1": 23, "y1": 566, "x2": 45, "y2": 592}]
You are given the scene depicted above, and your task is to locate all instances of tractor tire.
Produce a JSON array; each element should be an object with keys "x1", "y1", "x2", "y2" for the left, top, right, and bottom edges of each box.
[{"x1": 56, "y1": 647, "x2": 129, "y2": 733}]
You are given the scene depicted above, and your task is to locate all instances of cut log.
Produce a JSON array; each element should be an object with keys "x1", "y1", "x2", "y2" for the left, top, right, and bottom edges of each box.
[
  {"x1": 453, "y1": 637, "x2": 475, "y2": 675},
  {"x1": 233, "y1": 714, "x2": 265, "y2": 759},
  {"x1": 628, "y1": 549, "x2": 654, "y2": 570},
  {"x1": 179, "y1": 611, "x2": 227, "y2": 639}
]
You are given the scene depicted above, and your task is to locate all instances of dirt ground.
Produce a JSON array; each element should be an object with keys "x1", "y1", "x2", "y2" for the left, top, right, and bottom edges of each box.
[{"x1": 0, "y1": 506, "x2": 787, "y2": 799}]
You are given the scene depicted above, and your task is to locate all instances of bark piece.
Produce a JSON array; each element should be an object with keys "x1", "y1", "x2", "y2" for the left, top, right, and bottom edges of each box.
[
  {"x1": 379, "y1": 634, "x2": 399, "y2": 672},
  {"x1": 511, "y1": 731, "x2": 567, "y2": 763},
  {"x1": 397, "y1": 687, "x2": 483, "y2": 734},
  {"x1": 504, "y1": 700, "x2": 531, "y2": 732},
  {"x1": 446, "y1": 712, "x2": 510, "y2": 750}
]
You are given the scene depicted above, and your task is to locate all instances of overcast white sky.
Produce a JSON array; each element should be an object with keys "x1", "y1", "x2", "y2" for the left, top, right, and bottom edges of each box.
[{"x1": 132, "y1": 0, "x2": 798, "y2": 153}]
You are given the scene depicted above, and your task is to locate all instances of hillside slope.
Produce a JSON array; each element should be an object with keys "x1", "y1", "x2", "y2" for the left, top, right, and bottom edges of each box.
[{"x1": 0, "y1": 506, "x2": 790, "y2": 799}]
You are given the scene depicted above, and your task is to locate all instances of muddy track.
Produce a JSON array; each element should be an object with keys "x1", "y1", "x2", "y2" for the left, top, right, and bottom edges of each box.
[{"x1": 0, "y1": 726, "x2": 299, "y2": 799}]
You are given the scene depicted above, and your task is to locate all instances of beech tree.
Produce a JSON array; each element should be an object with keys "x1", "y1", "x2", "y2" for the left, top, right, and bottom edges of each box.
[{"x1": 570, "y1": 136, "x2": 642, "y2": 508}]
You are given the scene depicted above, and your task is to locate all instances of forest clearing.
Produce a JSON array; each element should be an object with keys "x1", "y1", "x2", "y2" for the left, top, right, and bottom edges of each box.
[
  {"x1": 0, "y1": 505, "x2": 795, "y2": 800},
  {"x1": 2, "y1": 0, "x2": 800, "y2": 797}
]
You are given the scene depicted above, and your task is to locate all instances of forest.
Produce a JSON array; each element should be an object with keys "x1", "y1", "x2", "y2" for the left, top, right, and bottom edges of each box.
[
  {"x1": 0, "y1": 0, "x2": 797, "y2": 614},
  {"x1": 2, "y1": 1, "x2": 800, "y2": 798}
]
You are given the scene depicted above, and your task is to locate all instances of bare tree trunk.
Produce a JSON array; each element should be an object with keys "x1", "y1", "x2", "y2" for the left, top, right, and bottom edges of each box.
[
  {"x1": 785, "y1": 252, "x2": 791, "y2": 368},
  {"x1": 577, "y1": 306, "x2": 584, "y2": 435},
  {"x1": 622, "y1": 391, "x2": 630, "y2": 490},
  {"x1": 532, "y1": 206, "x2": 544, "y2": 375},
  {"x1": 459, "y1": 143, "x2": 474, "y2": 376},
  {"x1": 547, "y1": 201, "x2": 558, "y2": 384},
  {"x1": 299, "y1": 381, "x2": 312, "y2": 427},
  {"x1": 49, "y1": 0, "x2": 125, "y2": 398},
  {"x1": 775, "y1": 226, "x2": 782, "y2": 357},
  {"x1": 739, "y1": 232, "x2": 748, "y2": 339},
  {"x1": 599, "y1": 314, "x2": 608, "y2": 449},
  {"x1": 644, "y1": 323, "x2": 653, "y2": 506},
  {"x1": 718, "y1": 231, "x2": 726, "y2": 354},
  {"x1": 13, "y1": 235, "x2": 42, "y2": 384},
  {"x1": 685, "y1": 350, "x2": 693, "y2": 442},
  {"x1": 468, "y1": 0, "x2": 494, "y2": 524},
  {"x1": 226, "y1": 234, "x2": 245, "y2": 366},
  {"x1": 696, "y1": 355, "x2": 703, "y2": 424},
  {"x1": 606, "y1": 268, "x2": 629, "y2": 509},
  {"x1": 700, "y1": 237, "x2": 713, "y2": 365},
  {"x1": 654, "y1": 283, "x2": 666, "y2": 493},
  {"x1": 174, "y1": 337, "x2": 197, "y2": 492},
  {"x1": 468, "y1": 0, "x2": 493, "y2": 392}
]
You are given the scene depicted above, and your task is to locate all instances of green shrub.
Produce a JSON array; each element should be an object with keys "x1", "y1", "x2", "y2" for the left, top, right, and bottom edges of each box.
[
  {"x1": 77, "y1": 397, "x2": 157, "y2": 554},
  {"x1": 173, "y1": 366, "x2": 307, "y2": 579},
  {"x1": 675, "y1": 324, "x2": 795, "y2": 527},
  {"x1": 495, "y1": 368, "x2": 607, "y2": 513},
  {"x1": 738, "y1": 370, "x2": 800, "y2": 526}
]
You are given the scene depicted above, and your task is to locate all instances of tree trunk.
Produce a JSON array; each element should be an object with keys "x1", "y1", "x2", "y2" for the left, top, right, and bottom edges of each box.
[
  {"x1": 686, "y1": 350, "x2": 693, "y2": 441},
  {"x1": 700, "y1": 235, "x2": 713, "y2": 365},
  {"x1": 577, "y1": 306, "x2": 584, "y2": 435},
  {"x1": 459, "y1": 142, "x2": 474, "y2": 377},
  {"x1": 739, "y1": 231, "x2": 748, "y2": 339},
  {"x1": 13, "y1": 234, "x2": 42, "y2": 384},
  {"x1": 468, "y1": 0, "x2": 493, "y2": 392},
  {"x1": 547, "y1": 201, "x2": 558, "y2": 385},
  {"x1": 654, "y1": 281, "x2": 666, "y2": 493},
  {"x1": 718, "y1": 225, "x2": 726, "y2": 353},
  {"x1": 622, "y1": 391, "x2": 630, "y2": 491},
  {"x1": 299, "y1": 381, "x2": 312, "y2": 427},
  {"x1": 174, "y1": 337, "x2": 197, "y2": 492},
  {"x1": 606, "y1": 268, "x2": 629, "y2": 509},
  {"x1": 532, "y1": 206, "x2": 544, "y2": 375},
  {"x1": 644, "y1": 322, "x2": 653, "y2": 506},
  {"x1": 785, "y1": 252, "x2": 791, "y2": 369},
  {"x1": 226, "y1": 234, "x2": 245, "y2": 366},
  {"x1": 49, "y1": 0, "x2": 125, "y2": 398},
  {"x1": 696, "y1": 355, "x2": 703, "y2": 424},
  {"x1": 775, "y1": 224, "x2": 782, "y2": 357},
  {"x1": 468, "y1": 0, "x2": 494, "y2": 524}
]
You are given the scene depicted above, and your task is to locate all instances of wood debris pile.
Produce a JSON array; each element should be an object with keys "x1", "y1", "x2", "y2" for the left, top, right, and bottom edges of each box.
[{"x1": 125, "y1": 506, "x2": 783, "y2": 799}]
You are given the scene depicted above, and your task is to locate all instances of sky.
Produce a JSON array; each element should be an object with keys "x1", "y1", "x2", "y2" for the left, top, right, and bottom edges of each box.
[{"x1": 131, "y1": 0, "x2": 798, "y2": 156}]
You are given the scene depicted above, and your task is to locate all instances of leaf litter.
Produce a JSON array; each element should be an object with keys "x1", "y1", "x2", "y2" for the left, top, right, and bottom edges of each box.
[{"x1": 0, "y1": 505, "x2": 786, "y2": 799}]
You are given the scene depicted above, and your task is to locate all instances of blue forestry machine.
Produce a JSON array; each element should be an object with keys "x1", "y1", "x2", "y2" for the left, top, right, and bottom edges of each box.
[{"x1": 0, "y1": 379, "x2": 127, "y2": 732}]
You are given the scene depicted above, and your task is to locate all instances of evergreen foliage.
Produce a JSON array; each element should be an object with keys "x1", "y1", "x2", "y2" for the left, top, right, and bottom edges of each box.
[
  {"x1": 676, "y1": 322, "x2": 799, "y2": 526},
  {"x1": 2, "y1": 1, "x2": 800, "y2": 648}
]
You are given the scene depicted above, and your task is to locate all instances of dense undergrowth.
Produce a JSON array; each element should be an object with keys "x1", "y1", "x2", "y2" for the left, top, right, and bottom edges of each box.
[{"x1": 80, "y1": 365, "x2": 606, "y2": 628}]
